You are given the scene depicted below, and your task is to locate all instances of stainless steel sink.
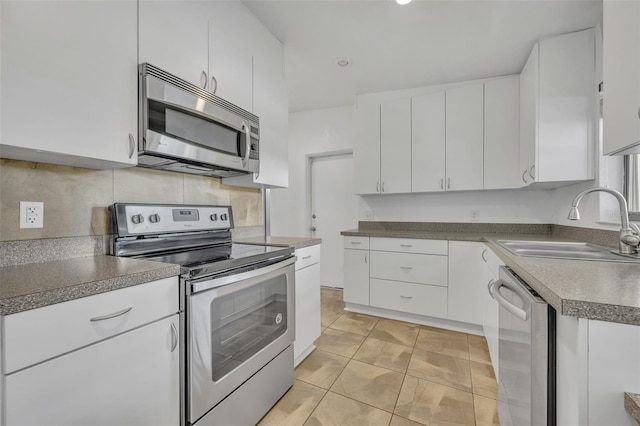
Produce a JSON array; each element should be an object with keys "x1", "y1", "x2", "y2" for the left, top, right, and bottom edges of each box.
[{"x1": 496, "y1": 240, "x2": 640, "y2": 263}]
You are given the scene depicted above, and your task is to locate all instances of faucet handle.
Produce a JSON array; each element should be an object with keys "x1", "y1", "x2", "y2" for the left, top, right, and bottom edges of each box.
[
  {"x1": 622, "y1": 234, "x2": 640, "y2": 247},
  {"x1": 630, "y1": 223, "x2": 640, "y2": 236}
]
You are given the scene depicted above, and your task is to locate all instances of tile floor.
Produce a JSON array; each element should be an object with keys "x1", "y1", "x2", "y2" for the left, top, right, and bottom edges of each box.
[{"x1": 259, "y1": 287, "x2": 500, "y2": 426}]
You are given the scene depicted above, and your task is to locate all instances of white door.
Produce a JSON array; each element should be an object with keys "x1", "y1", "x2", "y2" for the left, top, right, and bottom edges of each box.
[{"x1": 311, "y1": 154, "x2": 358, "y2": 288}]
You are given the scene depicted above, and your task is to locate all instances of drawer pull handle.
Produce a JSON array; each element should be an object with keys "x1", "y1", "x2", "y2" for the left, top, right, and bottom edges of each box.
[
  {"x1": 481, "y1": 249, "x2": 488, "y2": 262},
  {"x1": 302, "y1": 255, "x2": 312, "y2": 260},
  {"x1": 400, "y1": 266, "x2": 413, "y2": 270},
  {"x1": 90, "y1": 306, "x2": 132, "y2": 322},
  {"x1": 400, "y1": 295, "x2": 413, "y2": 300},
  {"x1": 170, "y1": 323, "x2": 178, "y2": 352},
  {"x1": 487, "y1": 279, "x2": 496, "y2": 299},
  {"x1": 351, "y1": 241, "x2": 362, "y2": 245},
  {"x1": 400, "y1": 244, "x2": 413, "y2": 248}
]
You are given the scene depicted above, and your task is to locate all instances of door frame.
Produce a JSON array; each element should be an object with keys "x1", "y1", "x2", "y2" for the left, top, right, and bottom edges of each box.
[{"x1": 306, "y1": 149, "x2": 354, "y2": 237}]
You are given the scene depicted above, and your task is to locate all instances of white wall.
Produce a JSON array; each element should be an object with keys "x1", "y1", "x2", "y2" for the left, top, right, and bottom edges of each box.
[{"x1": 270, "y1": 106, "x2": 355, "y2": 236}]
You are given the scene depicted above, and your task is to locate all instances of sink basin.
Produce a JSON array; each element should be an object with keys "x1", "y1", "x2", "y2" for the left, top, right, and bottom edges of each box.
[{"x1": 496, "y1": 240, "x2": 640, "y2": 263}]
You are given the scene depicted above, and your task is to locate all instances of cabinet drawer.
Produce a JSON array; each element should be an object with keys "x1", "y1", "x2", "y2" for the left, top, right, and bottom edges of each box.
[
  {"x1": 4, "y1": 277, "x2": 178, "y2": 374},
  {"x1": 295, "y1": 244, "x2": 321, "y2": 271},
  {"x1": 370, "y1": 279, "x2": 447, "y2": 318},
  {"x1": 370, "y1": 251, "x2": 447, "y2": 286},
  {"x1": 343, "y1": 236, "x2": 370, "y2": 250},
  {"x1": 370, "y1": 237, "x2": 448, "y2": 255}
]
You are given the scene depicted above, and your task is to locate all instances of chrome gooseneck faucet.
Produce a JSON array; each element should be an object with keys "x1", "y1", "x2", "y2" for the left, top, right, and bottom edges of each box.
[{"x1": 567, "y1": 187, "x2": 640, "y2": 255}]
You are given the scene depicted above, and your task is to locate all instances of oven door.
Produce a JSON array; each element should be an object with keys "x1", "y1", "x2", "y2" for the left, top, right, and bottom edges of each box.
[{"x1": 187, "y1": 257, "x2": 295, "y2": 424}]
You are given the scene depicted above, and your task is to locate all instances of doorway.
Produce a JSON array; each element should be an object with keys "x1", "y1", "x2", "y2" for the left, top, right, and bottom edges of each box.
[{"x1": 309, "y1": 151, "x2": 358, "y2": 289}]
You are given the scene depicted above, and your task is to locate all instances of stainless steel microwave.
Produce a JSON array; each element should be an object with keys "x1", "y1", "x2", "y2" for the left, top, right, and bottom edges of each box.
[{"x1": 137, "y1": 63, "x2": 259, "y2": 178}]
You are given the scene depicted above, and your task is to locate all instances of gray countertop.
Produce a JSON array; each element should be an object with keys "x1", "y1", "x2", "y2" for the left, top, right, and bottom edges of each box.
[
  {"x1": 235, "y1": 236, "x2": 322, "y2": 249},
  {"x1": 0, "y1": 255, "x2": 180, "y2": 316},
  {"x1": 342, "y1": 229, "x2": 640, "y2": 326},
  {"x1": 625, "y1": 393, "x2": 640, "y2": 425}
]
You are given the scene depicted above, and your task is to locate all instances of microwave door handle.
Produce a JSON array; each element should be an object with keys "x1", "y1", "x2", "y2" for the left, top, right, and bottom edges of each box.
[{"x1": 242, "y1": 123, "x2": 251, "y2": 167}]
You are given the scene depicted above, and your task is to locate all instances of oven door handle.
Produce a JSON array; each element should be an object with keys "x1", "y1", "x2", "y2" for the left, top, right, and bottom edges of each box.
[{"x1": 191, "y1": 256, "x2": 296, "y2": 294}]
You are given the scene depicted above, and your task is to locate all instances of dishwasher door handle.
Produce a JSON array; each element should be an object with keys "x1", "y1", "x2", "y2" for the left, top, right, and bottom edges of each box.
[{"x1": 492, "y1": 280, "x2": 528, "y2": 321}]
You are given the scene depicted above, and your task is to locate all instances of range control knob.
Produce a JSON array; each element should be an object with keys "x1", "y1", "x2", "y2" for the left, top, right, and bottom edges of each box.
[
  {"x1": 220, "y1": 213, "x2": 228, "y2": 221},
  {"x1": 149, "y1": 214, "x2": 161, "y2": 223},
  {"x1": 131, "y1": 214, "x2": 144, "y2": 224},
  {"x1": 210, "y1": 213, "x2": 218, "y2": 221}
]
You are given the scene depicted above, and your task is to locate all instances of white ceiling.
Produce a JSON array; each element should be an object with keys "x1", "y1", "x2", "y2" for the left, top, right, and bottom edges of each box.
[{"x1": 243, "y1": 0, "x2": 602, "y2": 112}]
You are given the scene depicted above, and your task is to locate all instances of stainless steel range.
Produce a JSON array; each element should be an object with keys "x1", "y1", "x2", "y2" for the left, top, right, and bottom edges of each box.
[{"x1": 110, "y1": 203, "x2": 295, "y2": 426}]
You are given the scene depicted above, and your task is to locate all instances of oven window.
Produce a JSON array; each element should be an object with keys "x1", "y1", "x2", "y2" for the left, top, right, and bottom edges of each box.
[
  {"x1": 147, "y1": 100, "x2": 240, "y2": 156},
  {"x1": 209, "y1": 274, "x2": 288, "y2": 381}
]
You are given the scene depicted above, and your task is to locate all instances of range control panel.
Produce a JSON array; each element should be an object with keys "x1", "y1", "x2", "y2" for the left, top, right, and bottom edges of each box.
[{"x1": 112, "y1": 204, "x2": 233, "y2": 236}]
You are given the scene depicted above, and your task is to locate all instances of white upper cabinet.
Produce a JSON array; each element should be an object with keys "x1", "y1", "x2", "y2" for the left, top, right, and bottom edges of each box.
[
  {"x1": 354, "y1": 103, "x2": 381, "y2": 194},
  {"x1": 520, "y1": 28, "x2": 596, "y2": 186},
  {"x1": 0, "y1": 1, "x2": 138, "y2": 169},
  {"x1": 208, "y1": 2, "x2": 254, "y2": 112},
  {"x1": 445, "y1": 83, "x2": 484, "y2": 191},
  {"x1": 380, "y1": 98, "x2": 412, "y2": 194},
  {"x1": 603, "y1": 1, "x2": 640, "y2": 155},
  {"x1": 412, "y1": 91, "x2": 446, "y2": 192},
  {"x1": 484, "y1": 76, "x2": 521, "y2": 190},
  {"x1": 138, "y1": 1, "x2": 209, "y2": 89}
]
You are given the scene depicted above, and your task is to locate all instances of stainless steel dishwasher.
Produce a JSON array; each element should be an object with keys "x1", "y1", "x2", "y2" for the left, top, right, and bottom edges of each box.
[{"x1": 490, "y1": 266, "x2": 556, "y2": 426}]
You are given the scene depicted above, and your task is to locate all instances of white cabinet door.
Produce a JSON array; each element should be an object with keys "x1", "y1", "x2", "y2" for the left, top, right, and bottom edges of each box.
[
  {"x1": 1, "y1": 1, "x2": 137, "y2": 169},
  {"x1": 519, "y1": 44, "x2": 538, "y2": 186},
  {"x1": 484, "y1": 76, "x2": 521, "y2": 190},
  {"x1": 354, "y1": 103, "x2": 381, "y2": 194},
  {"x1": 448, "y1": 241, "x2": 485, "y2": 325},
  {"x1": 481, "y1": 249, "x2": 500, "y2": 379},
  {"x1": 138, "y1": 0, "x2": 209, "y2": 89},
  {"x1": 343, "y1": 249, "x2": 370, "y2": 305},
  {"x1": 208, "y1": 2, "x2": 253, "y2": 112},
  {"x1": 537, "y1": 29, "x2": 595, "y2": 182},
  {"x1": 445, "y1": 84, "x2": 484, "y2": 191},
  {"x1": 380, "y1": 98, "x2": 412, "y2": 193},
  {"x1": 412, "y1": 91, "x2": 446, "y2": 192},
  {"x1": 603, "y1": 1, "x2": 640, "y2": 155},
  {"x1": 5, "y1": 315, "x2": 180, "y2": 426},
  {"x1": 294, "y1": 262, "x2": 321, "y2": 365}
]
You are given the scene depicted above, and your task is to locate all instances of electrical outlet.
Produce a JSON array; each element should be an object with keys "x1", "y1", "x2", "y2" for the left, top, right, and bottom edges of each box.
[
  {"x1": 20, "y1": 201, "x2": 44, "y2": 229},
  {"x1": 470, "y1": 210, "x2": 480, "y2": 222},
  {"x1": 365, "y1": 209, "x2": 375, "y2": 219}
]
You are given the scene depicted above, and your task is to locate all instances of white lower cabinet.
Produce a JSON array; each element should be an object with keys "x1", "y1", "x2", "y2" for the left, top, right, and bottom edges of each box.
[
  {"x1": 447, "y1": 241, "x2": 485, "y2": 325},
  {"x1": 343, "y1": 247, "x2": 370, "y2": 305},
  {"x1": 294, "y1": 245, "x2": 321, "y2": 366},
  {"x1": 370, "y1": 279, "x2": 447, "y2": 318},
  {"x1": 480, "y1": 245, "x2": 503, "y2": 378},
  {"x1": 5, "y1": 315, "x2": 180, "y2": 426}
]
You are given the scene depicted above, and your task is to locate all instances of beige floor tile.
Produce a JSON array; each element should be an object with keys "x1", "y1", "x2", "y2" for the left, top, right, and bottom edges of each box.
[
  {"x1": 330, "y1": 359, "x2": 405, "y2": 412},
  {"x1": 259, "y1": 380, "x2": 326, "y2": 426},
  {"x1": 470, "y1": 360, "x2": 498, "y2": 399},
  {"x1": 329, "y1": 311, "x2": 379, "y2": 336},
  {"x1": 295, "y1": 350, "x2": 349, "y2": 389},
  {"x1": 406, "y1": 348, "x2": 472, "y2": 393},
  {"x1": 395, "y1": 376, "x2": 475, "y2": 426},
  {"x1": 473, "y1": 394, "x2": 500, "y2": 426},
  {"x1": 414, "y1": 328, "x2": 469, "y2": 360},
  {"x1": 420, "y1": 325, "x2": 469, "y2": 341},
  {"x1": 304, "y1": 392, "x2": 392, "y2": 426},
  {"x1": 321, "y1": 309, "x2": 343, "y2": 328},
  {"x1": 390, "y1": 415, "x2": 427, "y2": 426},
  {"x1": 314, "y1": 327, "x2": 365, "y2": 358},
  {"x1": 369, "y1": 318, "x2": 420, "y2": 347},
  {"x1": 468, "y1": 334, "x2": 492, "y2": 365},
  {"x1": 353, "y1": 337, "x2": 413, "y2": 373}
]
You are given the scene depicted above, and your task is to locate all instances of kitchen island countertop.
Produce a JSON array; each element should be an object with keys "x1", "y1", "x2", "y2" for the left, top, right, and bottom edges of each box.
[{"x1": 342, "y1": 228, "x2": 640, "y2": 326}]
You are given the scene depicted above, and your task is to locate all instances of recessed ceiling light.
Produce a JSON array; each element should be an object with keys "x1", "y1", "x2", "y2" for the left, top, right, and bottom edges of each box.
[
  {"x1": 396, "y1": 0, "x2": 412, "y2": 4},
  {"x1": 336, "y1": 57, "x2": 351, "y2": 67}
]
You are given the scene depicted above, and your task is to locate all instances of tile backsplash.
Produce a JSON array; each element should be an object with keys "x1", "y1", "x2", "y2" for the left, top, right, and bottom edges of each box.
[{"x1": 0, "y1": 159, "x2": 264, "y2": 241}]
